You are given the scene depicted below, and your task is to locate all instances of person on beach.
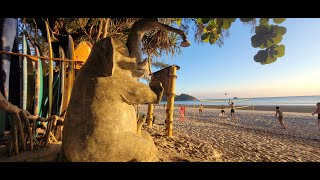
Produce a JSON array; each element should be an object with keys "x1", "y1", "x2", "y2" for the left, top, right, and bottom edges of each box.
[
  {"x1": 228, "y1": 100, "x2": 235, "y2": 118},
  {"x1": 220, "y1": 105, "x2": 226, "y2": 116},
  {"x1": 179, "y1": 105, "x2": 186, "y2": 121},
  {"x1": 275, "y1": 106, "x2": 286, "y2": 129},
  {"x1": 199, "y1": 104, "x2": 203, "y2": 115},
  {"x1": 312, "y1": 102, "x2": 320, "y2": 129}
]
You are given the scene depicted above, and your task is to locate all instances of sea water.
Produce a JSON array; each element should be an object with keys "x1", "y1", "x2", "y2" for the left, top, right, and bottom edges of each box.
[{"x1": 161, "y1": 95, "x2": 320, "y2": 107}]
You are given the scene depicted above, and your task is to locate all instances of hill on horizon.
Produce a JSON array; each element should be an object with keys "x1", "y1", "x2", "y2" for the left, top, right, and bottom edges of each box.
[{"x1": 161, "y1": 93, "x2": 198, "y2": 101}]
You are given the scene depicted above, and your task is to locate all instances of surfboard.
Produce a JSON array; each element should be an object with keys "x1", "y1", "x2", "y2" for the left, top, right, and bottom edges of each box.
[
  {"x1": 26, "y1": 41, "x2": 35, "y2": 114},
  {"x1": 65, "y1": 35, "x2": 75, "y2": 110},
  {"x1": 39, "y1": 74, "x2": 48, "y2": 118},
  {"x1": 52, "y1": 71, "x2": 60, "y2": 116},
  {"x1": 21, "y1": 34, "x2": 28, "y2": 110},
  {"x1": 59, "y1": 46, "x2": 66, "y2": 114},
  {"x1": 74, "y1": 41, "x2": 92, "y2": 70},
  {"x1": 45, "y1": 21, "x2": 53, "y2": 117},
  {"x1": 34, "y1": 47, "x2": 43, "y2": 117}
]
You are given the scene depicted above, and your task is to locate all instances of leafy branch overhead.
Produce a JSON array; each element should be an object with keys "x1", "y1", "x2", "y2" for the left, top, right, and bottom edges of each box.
[
  {"x1": 189, "y1": 18, "x2": 286, "y2": 65},
  {"x1": 23, "y1": 18, "x2": 286, "y2": 69}
]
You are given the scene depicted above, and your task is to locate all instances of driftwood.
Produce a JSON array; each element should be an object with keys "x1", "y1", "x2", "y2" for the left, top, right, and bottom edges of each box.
[{"x1": 0, "y1": 92, "x2": 64, "y2": 156}]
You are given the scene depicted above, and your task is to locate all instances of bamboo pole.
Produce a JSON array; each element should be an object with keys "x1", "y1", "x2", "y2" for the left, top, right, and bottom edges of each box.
[
  {"x1": 0, "y1": 50, "x2": 83, "y2": 62},
  {"x1": 146, "y1": 103, "x2": 154, "y2": 128},
  {"x1": 166, "y1": 66, "x2": 178, "y2": 137},
  {"x1": 33, "y1": 47, "x2": 40, "y2": 117}
]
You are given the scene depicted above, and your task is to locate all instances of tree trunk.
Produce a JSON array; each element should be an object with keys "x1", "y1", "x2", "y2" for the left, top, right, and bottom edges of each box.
[
  {"x1": 102, "y1": 18, "x2": 110, "y2": 38},
  {"x1": 126, "y1": 18, "x2": 189, "y2": 63},
  {"x1": 1, "y1": 91, "x2": 59, "y2": 155}
]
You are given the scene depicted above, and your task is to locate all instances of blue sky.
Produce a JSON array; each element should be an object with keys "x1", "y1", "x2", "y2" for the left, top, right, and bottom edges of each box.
[{"x1": 150, "y1": 18, "x2": 320, "y2": 100}]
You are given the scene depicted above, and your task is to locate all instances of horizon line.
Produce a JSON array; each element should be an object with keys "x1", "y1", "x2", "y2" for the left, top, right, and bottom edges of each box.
[{"x1": 197, "y1": 94, "x2": 320, "y2": 100}]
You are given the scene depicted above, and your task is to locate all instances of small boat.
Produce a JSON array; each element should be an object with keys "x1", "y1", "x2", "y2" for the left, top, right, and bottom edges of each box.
[{"x1": 234, "y1": 97, "x2": 238, "y2": 99}]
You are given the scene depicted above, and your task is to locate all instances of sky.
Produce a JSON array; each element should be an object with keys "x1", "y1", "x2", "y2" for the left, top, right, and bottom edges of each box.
[{"x1": 150, "y1": 18, "x2": 320, "y2": 100}]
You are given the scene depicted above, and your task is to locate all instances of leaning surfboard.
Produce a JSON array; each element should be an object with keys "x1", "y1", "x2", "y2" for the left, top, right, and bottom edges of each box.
[
  {"x1": 45, "y1": 21, "x2": 54, "y2": 117},
  {"x1": 59, "y1": 46, "x2": 66, "y2": 114},
  {"x1": 21, "y1": 34, "x2": 28, "y2": 110},
  {"x1": 65, "y1": 35, "x2": 75, "y2": 110},
  {"x1": 26, "y1": 41, "x2": 35, "y2": 114},
  {"x1": 34, "y1": 47, "x2": 43, "y2": 117},
  {"x1": 74, "y1": 41, "x2": 92, "y2": 70}
]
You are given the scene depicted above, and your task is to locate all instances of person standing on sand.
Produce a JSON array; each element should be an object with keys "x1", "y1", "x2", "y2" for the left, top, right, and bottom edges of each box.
[
  {"x1": 312, "y1": 102, "x2": 320, "y2": 129},
  {"x1": 275, "y1": 106, "x2": 286, "y2": 129},
  {"x1": 199, "y1": 104, "x2": 203, "y2": 116},
  {"x1": 221, "y1": 105, "x2": 226, "y2": 116},
  {"x1": 179, "y1": 105, "x2": 186, "y2": 121},
  {"x1": 228, "y1": 100, "x2": 235, "y2": 118}
]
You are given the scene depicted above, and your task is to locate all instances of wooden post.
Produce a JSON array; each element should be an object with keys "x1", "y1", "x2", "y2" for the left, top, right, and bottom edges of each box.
[
  {"x1": 146, "y1": 103, "x2": 154, "y2": 128},
  {"x1": 166, "y1": 66, "x2": 178, "y2": 137}
]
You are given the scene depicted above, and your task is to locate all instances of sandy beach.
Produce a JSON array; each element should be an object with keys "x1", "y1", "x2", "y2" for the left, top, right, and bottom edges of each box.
[
  {"x1": 0, "y1": 105, "x2": 319, "y2": 162},
  {"x1": 143, "y1": 105, "x2": 320, "y2": 162}
]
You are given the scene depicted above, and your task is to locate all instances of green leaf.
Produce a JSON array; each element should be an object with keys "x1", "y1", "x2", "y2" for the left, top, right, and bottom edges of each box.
[
  {"x1": 196, "y1": 18, "x2": 203, "y2": 24},
  {"x1": 216, "y1": 28, "x2": 222, "y2": 34},
  {"x1": 266, "y1": 38, "x2": 275, "y2": 47},
  {"x1": 259, "y1": 18, "x2": 269, "y2": 26},
  {"x1": 270, "y1": 33, "x2": 283, "y2": 44},
  {"x1": 240, "y1": 18, "x2": 255, "y2": 22},
  {"x1": 222, "y1": 18, "x2": 234, "y2": 29},
  {"x1": 265, "y1": 54, "x2": 277, "y2": 64},
  {"x1": 176, "y1": 18, "x2": 182, "y2": 26},
  {"x1": 201, "y1": 18, "x2": 210, "y2": 24},
  {"x1": 274, "y1": 26, "x2": 287, "y2": 35},
  {"x1": 269, "y1": 49, "x2": 278, "y2": 56},
  {"x1": 251, "y1": 34, "x2": 264, "y2": 48},
  {"x1": 254, "y1": 50, "x2": 268, "y2": 63},
  {"x1": 209, "y1": 34, "x2": 217, "y2": 44},
  {"x1": 255, "y1": 25, "x2": 268, "y2": 34},
  {"x1": 213, "y1": 32, "x2": 220, "y2": 39},
  {"x1": 201, "y1": 32, "x2": 210, "y2": 40},
  {"x1": 259, "y1": 41, "x2": 267, "y2": 49},
  {"x1": 206, "y1": 25, "x2": 214, "y2": 31},
  {"x1": 272, "y1": 44, "x2": 285, "y2": 57},
  {"x1": 254, "y1": 50, "x2": 278, "y2": 64},
  {"x1": 273, "y1": 18, "x2": 286, "y2": 24},
  {"x1": 214, "y1": 18, "x2": 223, "y2": 28}
]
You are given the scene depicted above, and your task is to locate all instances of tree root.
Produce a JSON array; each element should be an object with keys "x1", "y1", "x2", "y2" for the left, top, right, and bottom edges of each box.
[{"x1": 1, "y1": 92, "x2": 64, "y2": 156}]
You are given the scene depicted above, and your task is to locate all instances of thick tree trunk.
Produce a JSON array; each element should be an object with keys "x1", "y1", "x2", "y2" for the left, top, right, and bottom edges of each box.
[{"x1": 126, "y1": 18, "x2": 189, "y2": 63}]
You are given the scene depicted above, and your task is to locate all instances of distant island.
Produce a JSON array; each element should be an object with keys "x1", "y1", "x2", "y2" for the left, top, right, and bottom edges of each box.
[{"x1": 161, "y1": 93, "x2": 198, "y2": 101}]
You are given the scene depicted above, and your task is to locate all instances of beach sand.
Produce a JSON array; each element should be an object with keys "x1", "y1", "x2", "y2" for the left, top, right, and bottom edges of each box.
[
  {"x1": 142, "y1": 105, "x2": 320, "y2": 162},
  {"x1": 0, "y1": 105, "x2": 319, "y2": 162}
]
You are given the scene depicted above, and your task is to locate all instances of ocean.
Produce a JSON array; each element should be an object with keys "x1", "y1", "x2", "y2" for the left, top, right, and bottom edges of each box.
[{"x1": 160, "y1": 95, "x2": 320, "y2": 107}]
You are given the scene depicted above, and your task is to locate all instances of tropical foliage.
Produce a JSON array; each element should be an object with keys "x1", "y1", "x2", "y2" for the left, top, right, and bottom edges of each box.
[
  {"x1": 188, "y1": 18, "x2": 286, "y2": 65},
  {"x1": 21, "y1": 18, "x2": 286, "y2": 69}
]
